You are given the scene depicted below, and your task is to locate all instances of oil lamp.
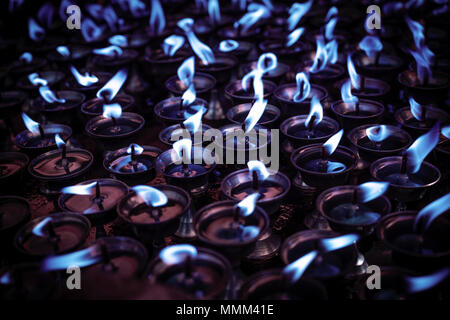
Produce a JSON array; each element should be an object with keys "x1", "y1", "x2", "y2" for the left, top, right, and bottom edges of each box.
[
  {"x1": 273, "y1": 72, "x2": 328, "y2": 120},
  {"x1": 58, "y1": 178, "x2": 129, "y2": 225},
  {"x1": 41, "y1": 236, "x2": 148, "y2": 278},
  {"x1": 0, "y1": 152, "x2": 29, "y2": 192},
  {"x1": 148, "y1": 244, "x2": 232, "y2": 299},
  {"x1": 103, "y1": 143, "x2": 161, "y2": 186},
  {"x1": 14, "y1": 212, "x2": 91, "y2": 257},
  {"x1": 28, "y1": 134, "x2": 94, "y2": 194},
  {"x1": 290, "y1": 129, "x2": 357, "y2": 188},
  {"x1": 395, "y1": 97, "x2": 449, "y2": 138},
  {"x1": 14, "y1": 112, "x2": 72, "y2": 157},
  {"x1": 156, "y1": 138, "x2": 216, "y2": 194},
  {"x1": 117, "y1": 185, "x2": 191, "y2": 245},
  {"x1": 280, "y1": 95, "x2": 339, "y2": 153},
  {"x1": 370, "y1": 123, "x2": 441, "y2": 207},
  {"x1": 377, "y1": 194, "x2": 450, "y2": 270},
  {"x1": 317, "y1": 182, "x2": 391, "y2": 236}
]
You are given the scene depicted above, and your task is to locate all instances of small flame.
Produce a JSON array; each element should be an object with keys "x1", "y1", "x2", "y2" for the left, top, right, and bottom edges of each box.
[
  {"x1": 358, "y1": 182, "x2": 389, "y2": 203},
  {"x1": 28, "y1": 17, "x2": 45, "y2": 42},
  {"x1": 32, "y1": 217, "x2": 52, "y2": 237},
  {"x1": 406, "y1": 268, "x2": 450, "y2": 293},
  {"x1": 320, "y1": 234, "x2": 359, "y2": 251},
  {"x1": 287, "y1": 0, "x2": 312, "y2": 31},
  {"x1": 405, "y1": 122, "x2": 440, "y2": 173},
  {"x1": 54, "y1": 134, "x2": 65, "y2": 149},
  {"x1": 28, "y1": 73, "x2": 48, "y2": 87},
  {"x1": 234, "y1": 3, "x2": 270, "y2": 34},
  {"x1": 347, "y1": 55, "x2": 361, "y2": 90},
  {"x1": 323, "y1": 129, "x2": 344, "y2": 157},
  {"x1": 131, "y1": 185, "x2": 168, "y2": 207},
  {"x1": 178, "y1": 56, "x2": 195, "y2": 88},
  {"x1": 149, "y1": 0, "x2": 166, "y2": 35},
  {"x1": 93, "y1": 45, "x2": 123, "y2": 57},
  {"x1": 102, "y1": 103, "x2": 123, "y2": 118},
  {"x1": 160, "y1": 244, "x2": 197, "y2": 265},
  {"x1": 96, "y1": 69, "x2": 128, "y2": 101},
  {"x1": 310, "y1": 38, "x2": 327, "y2": 73},
  {"x1": 409, "y1": 97, "x2": 424, "y2": 121},
  {"x1": 173, "y1": 138, "x2": 192, "y2": 163},
  {"x1": 359, "y1": 35, "x2": 383, "y2": 60},
  {"x1": 70, "y1": 66, "x2": 99, "y2": 87},
  {"x1": 366, "y1": 125, "x2": 394, "y2": 143},
  {"x1": 324, "y1": 17, "x2": 338, "y2": 41},
  {"x1": 61, "y1": 181, "x2": 97, "y2": 195},
  {"x1": 325, "y1": 6, "x2": 338, "y2": 21},
  {"x1": 286, "y1": 27, "x2": 305, "y2": 47},
  {"x1": 293, "y1": 72, "x2": 311, "y2": 103},
  {"x1": 0, "y1": 271, "x2": 12, "y2": 285},
  {"x1": 219, "y1": 40, "x2": 239, "y2": 52},
  {"x1": 127, "y1": 143, "x2": 144, "y2": 155},
  {"x1": 178, "y1": 18, "x2": 215, "y2": 65},
  {"x1": 9, "y1": 0, "x2": 24, "y2": 13},
  {"x1": 442, "y1": 126, "x2": 450, "y2": 139},
  {"x1": 341, "y1": 79, "x2": 359, "y2": 104},
  {"x1": 208, "y1": 0, "x2": 221, "y2": 25},
  {"x1": 244, "y1": 98, "x2": 267, "y2": 133},
  {"x1": 325, "y1": 39, "x2": 338, "y2": 65},
  {"x1": 241, "y1": 226, "x2": 260, "y2": 241},
  {"x1": 283, "y1": 251, "x2": 317, "y2": 284},
  {"x1": 86, "y1": 4, "x2": 103, "y2": 20},
  {"x1": 248, "y1": 160, "x2": 270, "y2": 181},
  {"x1": 405, "y1": 16, "x2": 424, "y2": 48},
  {"x1": 409, "y1": 45, "x2": 434, "y2": 84},
  {"x1": 128, "y1": 0, "x2": 147, "y2": 17},
  {"x1": 57, "y1": 46, "x2": 70, "y2": 57},
  {"x1": 237, "y1": 193, "x2": 260, "y2": 217},
  {"x1": 182, "y1": 85, "x2": 197, "y2": 107},
  {"x1": 39, "y1": 86, "x2": 66, "y2": 104},
  {"x1": 81, "y1": 18, "x2": 105, "y2": 43},
  {"x1": 109, "y1": 35, "x2": 128, "y2": 47},
  {"x1": 305, "y1": 96, "x2": 323, "y2": 128},
  {"x1": 414, "y1": 193, "x2": 450, "y2": 232},
  {"x1": 19, "y1": 52, "x2": 33, "y2": 63},
  {"x1": 38, "y1": 3, "x2": 55, "y2": 28},
  {"x1": 183, "y1": 107, "x2": 205, "y2": 133},
  {"x1": 21, "y1": 113, "x2": 40, "y2": 134},
  {"x1": 162, "y1": 35, "x2": 185, "y2": 56},
  {"x1": 41, "y1": 246, "x2": 101, "y2": 271}
]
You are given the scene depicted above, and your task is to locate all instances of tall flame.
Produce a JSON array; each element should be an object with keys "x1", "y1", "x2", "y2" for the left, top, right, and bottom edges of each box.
[
  {"x1": 21, "y1": 113, "x2": 40, "y2": 134},
  {"x1": 178, "y1": 18, "x2": 215, "y2": 65},
  {"x1": 28, "y1": 18, "x2": 45, "y2": 42},
  {"x1": 131, "y1": 185, "x2": 168, "y2": 207},
  {"x1": 287, "y1": 0, "x2": 312, "y2": 31},
  {"x1": 28, "y1": 73, "x2": 48, "y2": 87},
  {"x1": 347, "y1": 55, "x2": 361, "y2": 90},
  {"x1": 366, "y1": 125, "x2": 394, "y2": 143},
  {"x1": 409, "y1": 46, "x2": 434, "y2": 84},
  {"x1": 286, "y1": 27, "x2": 305, "y2": 47},
  {"x1": 358, "y1": 182, "x2": 389, "y2": 203},
  {"x1": 305, "y1": 96, "x2": 323, "y2": 128},
  {"x1": 173, "y1": 138, "x2": 192, "y2": 164},
  {"x1": 160, "y1": 244, "x2": 197, "y2": 265},
  {"x1": 323, "y1": 129, "x2": 344, "y2": 157},
  {"x1": 219, "y1": 39, "x2": 239, "y2": 52},
  {"x1": 406, "y1": 268, "x2": 450, "y2": 293},
  {"x1": 39, "y1": 86, "x2": 66, "y2": 104},
  {"x1": 177, "y1": 56, "x2": 195, "y2": 87},
  {"x1": 324, "y1": 17, "x2": 338, "y2": 41},
  {"x1": 234, "y1": 3, "x2": 270, "y2": 34},
  {"x1": 96, "y1": 69, "x2": 128, "y2": 101},
  {"x1": 310, "y1": 38, "x2": 328, "y2": 73},
  {"x1": 103, "y1": 103, "x2": 123, "y2": 118},
  {"x1": 293, "y1": 72, "x2": 311, "y2": 102},
  {"x1": 359, "y1": 35, "x2": 383, "y2": 60},
  {"x1": 341, "y1": 79, "x2": 359, "y2": 104},
  {"x1": 282, "y1": 251, "x2": 317, "y2": 284},
  {"x1": 183, "y1": 107, "x2": 205, "y2": 133},
  {"x1": 162, "y1": 35, "x2": 185, "y2": 57},
  {"x1": 414, "y1": 193, "x2": 450, "y2": 232},
  {"x1": 405, "y1": 16, "x2": 424, "y2": 48},
  {"x1": 237, "y1": 193, "x2": 260, "y2": 217},
  {"x1": 61, "y1": 181, "x2": 97, "y2": 195},
  {"x1": 242, "y1": 53, "x2": 277, "y2": 99},
  {"x1": 41, "y1": 246, "x2": 101, "y2": 271},
  {"x1": 409, "y1": 97, "x2": 424, "y2": 121},
  {"x1": 248, "y1": 160, "x2": 270, "y2": 181},
  {"x1": 405, "y1": 122, "x2": 440, "y2": 173},
  {"x1": 149, "y1": 0, "x2": 166, "y2": 35},
  {"x1": 208, "y1": 0, "x2": 221, "y2": 25},
  {"x1": 70, "y1": 66, "x2": 99, "y2": 87}
]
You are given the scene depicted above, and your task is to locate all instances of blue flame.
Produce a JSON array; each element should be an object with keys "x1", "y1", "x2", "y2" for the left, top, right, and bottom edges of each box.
[
  {"x1": 96, "y1": 69, "x2": 128, "y2": 101},
  {"x1": 59, "y1": 0, "x2": 74, "y2": 21},
  {"x1": 219, "y1": 39, "x2": 239, "y2": 52},
  {"x1": 160, "y1": 244, "x2": 197, "y2": 265},
  {"x1": 310, "y1": 37, "x2": 332, "y2": 73},
  {"x1": 442, "y1": 126, "x2": 450, "y2": 139},
  {"x1": 323, "y1": 129, "x2": 344, "y2": 157},
  {"x1": 70, "y1": 66, "x2": 99, "y2": 87},
  {"x1": 366, "y1": 125, "x2": 394, "y2": 143},
  {"x1": 57, "y1": 46, "x2": 70, "y2": 57},
  {"x1": 293, "y1": 72, "x2": 311, "y2": 103},
  {"x1": 61, "y1": 181, "x2": 97, "y2": 195},
  {"x1": 127, "y1": 143, "x2": 144, "y2": 155},
  {"x1": 409, "y1": 45, "x2": 434, "y2": 84},
  {"x1": 9, "y1": 0, "x2": 24, "y2": 13},
  {"x1": 325, "y1": 17, "x2": 338, "y2": 41},
  {"x1": 55, "y1": 134, "x2": 65, "y2": 149},
  {"x1": 358, "y1": 182, "x2": 389, "y2": 203},
  {"x1": 32, "y1": 217, "x2": 52, "y2": 237},
  {"x1": 0, "y1": 271, "x2": 12, "y2": 284},
  {"x1": 405, "y1": 122, "x2": 440, "y2": 173},
  {"x1": 320, "y1": 234, "x2": 359, "y2": 251},
  {"x1": 208, "y1": 0, "x2": 221, "y2": 25},
  {"x1": 103, "y1": 103, "x2": 123, "y2": 118},
  {"x1": 409, "y1": 97, "x2": 424, "y2": 121},
  {"x1": 240, "y1": 225, "x2": 260, "y2": 241},
  {"x1": 405, "y1": 16, "x2": 424, "y2": 48},
  {"x1": 347, "y1": 55, "x2": 361, "y2": 90},
  {"x1": 414, "y1": 193, "x2": 450, "y2": 232},
  {"x1": 244, "y1": 98, "x2": 267, "y2": 133},
  {"x1": 178, "y1": 18, "x2": 215, "y2": 65},
  {"x1": 248, "y1": 160, "x2": 270, "y2": 181},
  {"x1": 19, "y1": 52, "x2": 33, "y2": 63},
  {"x1": 283, "y1": 251, "x2": 317, "y2": 284},
  {"x1": 104, "y1": 6, "x2": 124, "y2": 33},
  {"x1": 234, "y1": 3, "x2": 270, "y2": 34},
  {"x1": 242, "y1": 53, "x2": 277, "y2": 100},
  {"x1": 359, "y1": 36, "x2": 383, "y2": 60},
  {"x1": 237, "y1": 193, "x2": 260, "y2": 217},
  {"x1": 406, "y1": 268, "x2": 450, "y2": 293},
  {"x1": 28, "y1": 18, "x2": 45, "y2": 42},
  {"x1": 162, "y1": 35, "x2": 185, "y2": 56},
  {"x1": 305, "y1": 96, "x2": 323, "y2": 128},
  {"x1": 109, "y1": 35, "x2": 128, "y2": 47},
  {"x1": 286, "y1": 27, "x2": 305, "y2": 47},
  {"x1": 177, "y1": 56, "x2": 195, "y2": 87},
  {"x1": 287, "y1": 0, "x2": 312, "y2": 31},
  {"x1": 128, "y1": 0, "x2": 147, "y2": 17},
  {"x1": 38, "y1": 3, "x2": 54, "y2": 28},
  {"x1": 149, "y1": 0, "x2": 166, "y2": 35},
  {"x1": 325, "y1": 6, "x2": 338, "y2": 21},
  {"x1": 81, "y1": 18, "x2": 105, "y2": 43},
  {"x1": 28, "y1": 73, "x2": 48, "y2": 87},
  {"x1": 183, "y1": 107, "x2": 205, "y2": 133},
  {"x1": 93, "y1": 45, "x2": 123, "y2": 57},
  {"x1": 325, "y1": 39, "x2": 338, "y2": 65},
  {"x1": 341, "y1": 79, "x2": 359, "y2": 105},
  {"x1": 173, "y1": 138, "x2": 192, "y2": 163},
  {"x1": 41, "y1": 246, "x2": 102, "y2": 271},
  {"x1": 39, "y1": 86, "x2": 66, "y2": 104},
  {"x1": 21, "y1": 113, "x2": 40, "y2": 134},
  {"x1": 86, "y1": 4, "x2": 103, "y2": 20},
  {"x1": 131, "y1": 185, "x2": 168, "y2": 207}
]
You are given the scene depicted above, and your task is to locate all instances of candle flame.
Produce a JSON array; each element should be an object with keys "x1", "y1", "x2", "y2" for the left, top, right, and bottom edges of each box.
[
  {"x1": 131, "y1": 185, "x2": 168, "y2": 207},
  {"x1": 109, "y1": 35, "x2": 128, "y2": 47},
  {"x1": 21, "y1": 113, "x2": 40, "y2": 134},
  {"x1": 61, "y1": 181, "x2": 97, "y2": 195},
  {"x1": 39, "y1": 86, "x2": 66, "y2": 104},
  {"x1": 405, "y1": 16, "x2": 425, "y2": 49},
  {"x1": 160, "y1": 244, "x2": 197, "y2": 265},
  {"x1": 405, "y1": 122, "x2": 440, "y2": 173},
  {"x1": 310, "y1": 37, "x2": 338, "y2": 73},
  {"x1": 358, "y1": 182, "x2": 389, "y2": 203},
  {"x1": 183, "y1": 107, "x2": 205, "y2": 134},
  {"x1": 103, "y1": 103, "x2": 123, "y2": 118},
  {"x1": 208, "y1": 0, "x2": 221, "y2": 25},
  {"x1": 219, "y1": 39, "x2": 239, "y2": 52},
  {"x1": 359, "y1": 35, "x2": 383, "y2": 60},
  {"x1": 406, "y1": 268, "x2": 450, "y2": 293},
  {"x1": 28, "y1": 73, "x2": 48, "y2": 87},
  {"x1": 93, "y1": 45, "x2": 123, "y2": 57},
  {"x1": 366, "y1": 125, "x2": 394, "y2": 143},
  {"x1": 57, "y1": 45, "x2": 70, "y2": 57},
  {"x1": 287, "y1": 0, "x2": 312, "y2": 31},
  {"x1": 237, "y1": 193, "x2": 260, "y2": 217},
  {"x1": 240, "y1": 225, "x2": 260, "y2": 241},
  {"x1": 283, "y1": 251, "x2": 317, "y2": 284},
  {"x1": 286, "y1": 27, "x2": 304, "y2": 47},
  {"x1": 414, "y1": 193, "x2": 450, "y2": 232},
  {"x1": 242, "y1": 53, "x2": 277, "y2": 99},
  {"x1": 441, "y1": 126, "x2": 450, "y2": 139},
  {"x1": 409, "y1": 97, "x2": 424, "y2": 121},
  {"x1": 149, "y1": 0, "x2": 166, "y2": 35},
  {"x1": 325, "y1": 16, "x2": 338, "y2": 41},
  {"x1": 32, "y1": 217, "x2": 52, "y2": 237},
  {"x1": 347, "y1": 54, "x2": 361, "y2": 90},
  {"x1": 234, "y1": 3, "x2": 270, "y2": 34},
  {"x1": 248, "y1": 160, "x2": 270, "y2": 181},
  {"x1": 178, "y1": 18, "x2": 215, "y2": 65},
  {"x1": 293, "y1": 72, "x2": 311, "y2": 102},
  {"x1": 41, "y1": 246, "x2": 101, "y2": 271},
  {"x1": 409, "y1": 45, "x2": 434, "y2": 85},
  {"x1": 127, "y1": 143, "x2": 144, "y2": 155},
  {"x1": 162, "y1": 35, "x2": 185, "y2": 57},
  {"x1": 305, "y1": 95, "x2": 323, "y2": 128},
  {"x1": 54, "y1": 134, "x2": 65, "y2": 149},
  {"x1": 341, "y1": 79, "x2": 359, "y2": 104},
  {"x1": 19, "y1": 52, "x2": 33, "y2": 63},
  {"x1": 70, "y1": 66, "x2": 99, "y2": 87},
  {"x1": 319, "y1": 234, "x2": 359, "y2": 251},
  {"x1": 96, "y1": 68, "x2": 128, "y2": 101},
  {"x1": 173, "y1": 138, "x2": 192, "y2": 164},
  {"x1": 244, "y1": 98, "x2": 267, "y2": 133},
  {"x1": 323, "y1": 129, "x2": 344, "y2": 157},
  {"x1": 81, "y1": 18, "x2": 105, "y2": 43},
  {"x1": 28, "y1": 17, "x2": 45, "y2": 42}
]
